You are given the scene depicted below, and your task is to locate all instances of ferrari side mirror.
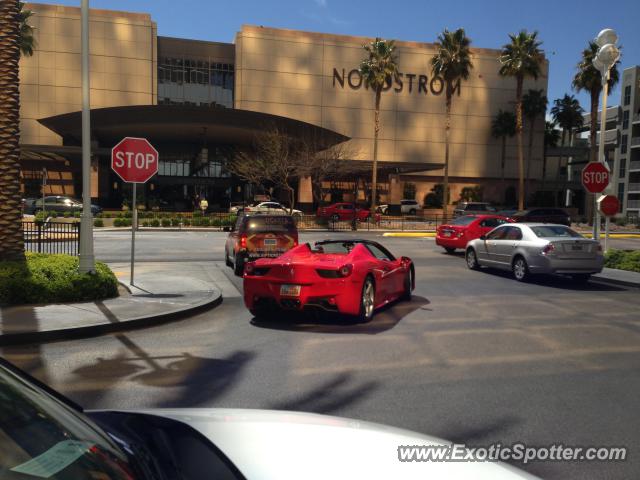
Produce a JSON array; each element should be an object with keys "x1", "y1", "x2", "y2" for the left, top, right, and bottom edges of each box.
[{"x1": 480, "y1": 235, "x2": 486, "y2": 241}]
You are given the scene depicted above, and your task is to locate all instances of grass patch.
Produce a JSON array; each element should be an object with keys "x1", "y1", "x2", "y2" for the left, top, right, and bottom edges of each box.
[
  {"x1": 0, "y1": 253, "x2": 119, "y2": 305},
  {"x1": 604, "y1": 249, "x2": 640, "y2": 273}
]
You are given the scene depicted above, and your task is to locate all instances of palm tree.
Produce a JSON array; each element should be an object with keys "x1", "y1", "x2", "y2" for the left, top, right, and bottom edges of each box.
[
  {"x1": 541, "y1": 120, "x2": 560, "y2": 200},
  {"x1": 359, "y1": 38, "x2": 399, "y2": 214},
  {"x1": 572, "y1": 40, "x2": 619, "y2": 163},
  {"x1": 550, "y1": 94, "x2": 584, "y2": 206},
  {"x1": 522, "y1": 89, "x2": 548, "y2": 202},
  {"x1": 0, "y1": 1, "x2": 35, "y2": 261},
  {"x1": 431, "y1": 28, "x2": 473, "y2": 219},
  {"x1": 499, "y1": 30, "x2": 544, "y2": 211},
  {"x1": 491, "y1": 110, "x2": 517, "y2": 192}
]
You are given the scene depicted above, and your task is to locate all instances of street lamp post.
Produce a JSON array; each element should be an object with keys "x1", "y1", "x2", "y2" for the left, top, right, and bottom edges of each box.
[
  {"x1": 78, "y1": 0, "x2": 95, "y2": 273},
  {"x1": 592, "y1": 28, "x2": 620, "y2": 242}
]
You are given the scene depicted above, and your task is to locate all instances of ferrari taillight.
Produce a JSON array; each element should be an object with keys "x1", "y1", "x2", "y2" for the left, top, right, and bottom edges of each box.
[
  {"x1": 339, "y1": 264, "x2": 353, "y2": 277},
  {"x1": 240, "y1": 234, "x2": 247, "y2": 249},
  {"x1": 245, "y1": 262, "x2": 254, "y2": 274}
]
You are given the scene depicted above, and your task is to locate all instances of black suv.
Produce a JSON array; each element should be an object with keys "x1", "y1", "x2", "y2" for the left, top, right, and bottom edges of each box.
[{"x1": 509, "y1": 208, "x2": 571, "y2": 226}]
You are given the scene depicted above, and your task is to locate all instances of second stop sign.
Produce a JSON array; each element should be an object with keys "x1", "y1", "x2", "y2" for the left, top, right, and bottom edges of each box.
[
  {"x1": 111, "y1": 137, "x2": 159, "y2": 183},
  {"x1": 582, "y1": 162, "x2": 610, "y2": 194}
]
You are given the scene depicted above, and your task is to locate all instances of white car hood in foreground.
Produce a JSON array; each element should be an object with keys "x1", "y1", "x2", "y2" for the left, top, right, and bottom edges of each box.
[{"x1": 119, "y1": 408, "x2": 539, "y2": 480}]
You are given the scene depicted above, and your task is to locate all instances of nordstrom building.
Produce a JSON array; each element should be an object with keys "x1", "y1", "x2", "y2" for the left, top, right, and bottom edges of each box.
[{"x1": 19, "y1": 3, "x2": 549, "y2": 211}]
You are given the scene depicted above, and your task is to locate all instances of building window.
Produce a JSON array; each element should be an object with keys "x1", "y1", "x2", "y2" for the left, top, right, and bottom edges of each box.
[
  {"x1": 618, "y1": 183, "x2": 625, "y2": 212},
  {"x1": 622, "y1": 110, "x2": 629, "y2": 130},
  {"x1": 619, "y1": 157, "x2": 626, "y2": 178},
  {"x1": 621, "y1": 134, "x2": 628, "y2": 154},
  {"x1": 624, "y1": 85, "x2": 631, "y2": 106}
]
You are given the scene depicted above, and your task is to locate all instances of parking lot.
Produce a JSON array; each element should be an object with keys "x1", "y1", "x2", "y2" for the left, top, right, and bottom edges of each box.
[{"x1": 2, "y1": 230, "x2": 639, "y2": 479}]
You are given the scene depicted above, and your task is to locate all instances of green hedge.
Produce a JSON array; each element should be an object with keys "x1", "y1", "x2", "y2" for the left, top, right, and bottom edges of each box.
[
  {"x1": 93, "y1": 218, "x2": 104, "y2": 227},
  {"x1": 605, "y1": 249, "x2": 640, "y2": 273},
  {"x1": 0, "y1": 253, "x2": 119, "y2": 305}
]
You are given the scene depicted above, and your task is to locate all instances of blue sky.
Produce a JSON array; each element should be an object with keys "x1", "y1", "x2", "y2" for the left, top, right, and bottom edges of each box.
[{"x1": 38, "y1": 0, "x2": 639, "y2": 113}]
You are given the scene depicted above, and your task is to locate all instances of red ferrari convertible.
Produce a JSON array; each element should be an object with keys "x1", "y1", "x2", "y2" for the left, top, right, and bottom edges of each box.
[
  {"x1": 243, "y1": 239, "x2": 414, "y2": 322},
  {"x1": 435, "y1": 214, "x2": 512, "y2": 253}
]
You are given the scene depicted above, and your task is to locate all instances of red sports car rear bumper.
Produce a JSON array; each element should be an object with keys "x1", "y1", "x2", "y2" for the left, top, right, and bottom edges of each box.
[{"x1": 244, "y1": 276, "x2": 362, "y2": 316}]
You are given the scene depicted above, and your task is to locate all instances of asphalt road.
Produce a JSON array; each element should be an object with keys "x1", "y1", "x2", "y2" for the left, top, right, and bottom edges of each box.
[{"x1": 3, "y1": 230, "x2": 640, "y2": 479}]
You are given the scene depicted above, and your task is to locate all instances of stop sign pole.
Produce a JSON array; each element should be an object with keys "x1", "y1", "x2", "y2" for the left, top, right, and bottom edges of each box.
[{"x1": 111, "y1": 137, "x2": 159, "y2": 285}]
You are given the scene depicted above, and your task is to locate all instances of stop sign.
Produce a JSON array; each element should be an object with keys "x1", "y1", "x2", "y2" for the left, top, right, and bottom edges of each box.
[
  {"x1": 111, "y1": 137, "x2": 158, "y2": 183},
  {"x1": 582, "y1": 162, "x2": 610, "y2": 193},
  {"x1": 598, "y1": 195, "x2": 620, "y2": 216}
]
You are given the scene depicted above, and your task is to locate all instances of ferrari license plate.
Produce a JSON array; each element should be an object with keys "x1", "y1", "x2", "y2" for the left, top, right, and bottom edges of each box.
[
  {"x1": 443, "y1": 231, "x2": 451, "y2": 237},
  {"x1": 264, "y1": 238, "x2": 277, "y2": 246},
  {"x1": 280, "y1": 284, "x2": 301, "y2": 297}
]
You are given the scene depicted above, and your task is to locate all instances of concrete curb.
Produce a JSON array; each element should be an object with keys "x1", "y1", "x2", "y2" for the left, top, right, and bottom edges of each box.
[
  {"x1": 591, "y1": 276, "x2": 640, "y2": 288},
  {"x1": 383, "y1": 232, "x2": 436, "y2": 237},
  {"x1": 0, "y1": 290, "x2": 222, "y2": 347}
]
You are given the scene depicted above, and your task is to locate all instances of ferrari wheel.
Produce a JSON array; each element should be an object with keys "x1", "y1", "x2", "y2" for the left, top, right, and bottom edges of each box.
[
  {"x1": 331, "y1": 214, "x2": 340, "y2": 222},
  {"x1": 401, "y1": 268, "x2": 413, "y2": 301},
  {"x1": 356, "y1": 276, "x2": 375, "y2": 322},
  {"x1": 234, "y1": 255, "x2": 246, "y2": 276}
]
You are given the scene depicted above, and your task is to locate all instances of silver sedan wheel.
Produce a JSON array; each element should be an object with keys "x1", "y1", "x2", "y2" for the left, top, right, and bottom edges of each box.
[
  {"x1": 466, "y1": 249, "x2": 478, "y2": 270},
  {"x1": 513, "y1": 257, "x2": 528, "y2": 281},
  {"x1": 362, "y1": 279, "x2": 375, "y2": 319}
]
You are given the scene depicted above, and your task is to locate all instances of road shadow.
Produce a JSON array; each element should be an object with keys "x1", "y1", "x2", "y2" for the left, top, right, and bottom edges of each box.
[
  {"x1": 69, "y1": 316, "x2": 255, "y2": 407},
  {"x1": 476, "y1": 268, "x2": 626, "y2": 291},
  {"x1": 250, "y1": 296, "x2": 430, "y2": 335},
  {"x1": 0, "y1": 305, "x2": 51, "y2": 386},
  {"x1": 440, "y1": 415, "x2": 520, "y2": 444},
  {"x1": 269, "y1": 373, "x2": 378, "y2": 415}
]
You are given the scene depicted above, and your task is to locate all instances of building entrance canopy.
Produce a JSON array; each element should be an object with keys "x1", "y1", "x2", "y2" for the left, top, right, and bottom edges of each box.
[{"x1": 39, "y1": 105, "x2": 349, "y2": 149}]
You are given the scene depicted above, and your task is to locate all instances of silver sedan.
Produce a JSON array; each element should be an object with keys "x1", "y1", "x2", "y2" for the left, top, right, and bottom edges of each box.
[{"x1": 465, "y1": 223, "x2": 604, "y2": 282}]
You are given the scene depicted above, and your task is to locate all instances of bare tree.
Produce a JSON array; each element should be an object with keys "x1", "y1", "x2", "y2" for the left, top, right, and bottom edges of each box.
[
  {"x1": 227, "y1": 127, "x2": 304, "y2": 213},
  {"x1": 300, "y1": 141, "x2": 361, "y2": 207}
]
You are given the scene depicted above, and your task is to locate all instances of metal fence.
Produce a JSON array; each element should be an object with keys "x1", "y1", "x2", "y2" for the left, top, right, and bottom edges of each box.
[
  {"x1": 23, "y1": 221, "x2": 80, "y2": 255},
  {"x1": 295, "y1": 214, "x2": 445, "y2": 231}
]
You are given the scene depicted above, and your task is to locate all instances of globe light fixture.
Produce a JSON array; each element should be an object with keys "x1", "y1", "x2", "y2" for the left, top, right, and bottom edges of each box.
[{"x1": 595, "y1": 28, "x2": 617, "y2": 48}]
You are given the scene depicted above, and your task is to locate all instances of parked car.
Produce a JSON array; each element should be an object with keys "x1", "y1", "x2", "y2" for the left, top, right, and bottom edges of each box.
[
  {"x1": 32, "y1": 195, "x2": 102, "y2": 215},
  {"x1": 225, "y1": 214, "x2": 298, "y2": 276},
  {"x1": 453, "y1": 201, "x2": 496, "y2": 217},
  {"x1": 376, "y1": 204, "x2": 389, "y2": 215},
  {"x1": 243, "y1": 201, "x2": 302, "y2": 218},
  {"x1": 436, "y1": 214, "x2": 513, "y2": 253},
  {"x1": 0, "y1": 357, "x2": 537, "y2": 480},
  {"x1": 508, "y1": 208, "x2": 571, "y2": 227},
  {"x1": 244, "y1": 239, "x2": 414, "y2": 322},
  {"x1": 316, "y1": 202, "x2": 377, "y2": 222},
  {"x1": 465, "y1": 223, "x2": 603, "y2": 282},
  {"x1": 400, "y1": 199, "x2": 420, "y2": 215},
  {"x1": 228, "y1": 201, "x2": 246, "y2": 214}
]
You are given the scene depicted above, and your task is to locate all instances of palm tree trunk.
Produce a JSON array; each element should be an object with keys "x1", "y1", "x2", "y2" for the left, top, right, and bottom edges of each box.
[
  {"x1": 541, "y1": 141, "x2": 547, "y2": 204},
  {"x1": 525, "y1": 116, "x2": 535, "y2": 207},
  {"x1": 555, "y1": 130, "x2": 567, "y2": 207},
  {"x1": 501, "y1": 136, "x2": 506, "y2": 194},
  {"x1": 443, "y1": 90, "x2": 451, "y2": 220},
  {"x1": 515, "y1": 76, "x2": 525, "y2": 211},
  {"x1": 370, "y1": 89, "x2": 381, "y2": 214},
  {"x1": 0, "y1": 0, "x2": 26, "y2": 261}
]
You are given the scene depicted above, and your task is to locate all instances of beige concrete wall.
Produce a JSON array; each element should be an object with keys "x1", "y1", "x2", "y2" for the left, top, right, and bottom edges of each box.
[
  {"x1": 235, "y1": 25, "x2": 549, "y2": 182},
  {"x1": 20, "y1": 3, "x2": 157, "y2": 146}
]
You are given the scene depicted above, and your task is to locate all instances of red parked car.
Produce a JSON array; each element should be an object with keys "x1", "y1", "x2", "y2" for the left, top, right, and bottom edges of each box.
[
  {"x1": 435, "y1": 214, "x2": 513, "y2": 253},
  {"x1": 243, "y1": 239, "x2": 414, "y2": 322},
  {"x1": 316, "y1": 203, "x2": 378, "y2": 222}
]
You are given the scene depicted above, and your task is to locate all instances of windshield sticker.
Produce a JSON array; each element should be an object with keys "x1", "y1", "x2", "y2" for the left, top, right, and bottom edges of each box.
[{"x1": 11, "y1": 440, "x2": 94, "y2": 478}]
